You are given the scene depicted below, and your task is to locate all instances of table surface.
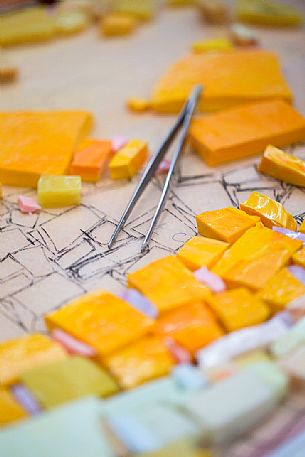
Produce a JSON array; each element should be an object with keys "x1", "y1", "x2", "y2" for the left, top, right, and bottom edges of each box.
[{"x1": 1, "y1": 5, "x2": 305, "y2": 454}]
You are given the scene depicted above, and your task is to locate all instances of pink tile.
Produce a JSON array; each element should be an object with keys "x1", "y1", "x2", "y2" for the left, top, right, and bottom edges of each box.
[{"x1": 18, "y1": 196, "x2": 41, "y2": 214}]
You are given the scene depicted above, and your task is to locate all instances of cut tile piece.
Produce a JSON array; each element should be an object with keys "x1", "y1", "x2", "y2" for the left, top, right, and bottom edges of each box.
[
  {"x1": 196, "y1": 207, "x2": 260, "y2": 244},
  {"x1": 0, "y1": 334, "x2": 66, "y2": 386},
  {"x1": 55, "y1": 10, "x2": 90, "y2": 36},
  {"x1": 273, "y1": 226, "x2": 305, "y2": 243},
  {"x1": 128, "y1": 256, "x2": 211, "y2": 313},
  {"x1": 151, "y1": 51, "x2": 292, "y2": 114},
  {"x1": 57, "y1": 0, "x2": 102, "y2": 18},
  {"x1": 69, "y1": 138, "x2": 112, "y2": 182},
  {"x1": 18, "y1": 196, "x2": 41, "y2": 214},
  {"x1": 0, "y1": 51, "x2": 18, "y2": 83},
  {"x1": 38, "y1": 175, "x2": 82, "y2": 208},
  {"x1": 155, "y1": 159, "x2": 170, "y2": 176},
  {"x1": 51, "y1": 329, "x2": 97, "y2": 357},
  {"x1": 194, "y1": 267, "x2": 226, "y2": 293},
  {"x1": 112, "y1": 135, "x2": 127, "y2": 152},
  {"x1": 107, "y1": 404, "x2": 200, "y2": 454},
  {"x1": 165, "y1": 337, "x2": 191, "y2": 364},
  {"x1": 0, "y1": 7, "x2": 56, "y2": 47},
  {"x1": 229, "y1": 23, "x2": 259, "y2": 46},
  {"x1": 257, "y1": 268, "x2": 305, "y2": 314},
  {"x1": 112, "y1": 0, "x2": 154, "y2": 21},
  {"x1": 271, "y1": 317, "x2": 305, "y2": 358},
  {"x1": 240, "y1": 191, "x2": 297, "y2": 230},
  {"x1": 0, "y1": 111, "x2": 92, "y2": 187},
  {"x1": 0, "y1": 397, "x2": 115, "y2": 457},
  {"x1": 104, "y1": 336, "x2": 174, "y2": 389},
  {"x1": 11, "y1": 384, "x2": 41, "y2": 416},
  {"x1": 213, "y1": 226, "x2": 302, "y2": 290},
  {"x1": 293, "y1": 247, "x2": 305, "y2": 268},
  {"x1": 197, "y1": 0, "x2": 230, "y2": 24},
  {"x1": 121, "y1": 288, "x2": 158, "y2": 318},
  {"x1": 192, "y1": 38, "x2": 233, "y2": 53},
  {"x1": 283, "y1": 264, "x2": 305, "y2": 285},
  {"x1": 237, "y1": 0, "x2": 304, "y2": 26},
  {"x1": 45, "y1": 290, "x2": 154, "y2": 358},
  {"x1": 206, "y1": 288, "x2": 269, "y2": 332},
  {"x1": 155, "y1": 302, "x2": 224, "y2": 356},
  {"x1": 109, "y1": 139, "x2": 148, "y2": 179},
  {"x1": 176, "y1": 235, "x2": 229, "y2": 270},
  {"x1": 190, "y1": 101, "x2": 305, "y2": 166},
  {"x1": 101, "y1": 14, "x2": 138, "y2": 36},
  {"x1": 0, "y1": 388, "x2": 27, "y2": 426},
  {"x1": 259, "y1": 145, "x2": 305, "y2": 187},
  {"x1": 21, "y1": 356, "x2": 119, "y2": 409},
  {"x1": 55, "y1": 0, "x2": 86, "y2": 13},
  {"x1": 127, "y1": 98, "x2": 151, "y2": 113},
  {"x1": 184, "y1": 363, "x2": 287, "y2": 443}
]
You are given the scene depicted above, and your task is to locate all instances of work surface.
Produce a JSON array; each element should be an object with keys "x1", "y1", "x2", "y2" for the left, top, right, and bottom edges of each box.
[
  {"x1": 1, "y1": 5, "x2": 305, "y2": 455},
  {"x1": 1, "y1": 6, "x2": 305, "y2": 341}
]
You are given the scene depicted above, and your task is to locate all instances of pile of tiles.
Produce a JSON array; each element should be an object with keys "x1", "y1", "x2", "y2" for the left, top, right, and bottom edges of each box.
[
  {"x1": 0, "y1": 110, "x2": 149, "y2": 211},
  {"x1": 1, "y1": 0, "x2": 303, "y2": 48},
  {"x1": 2, "y1": 192, "x2": 305, "y2": 456}
]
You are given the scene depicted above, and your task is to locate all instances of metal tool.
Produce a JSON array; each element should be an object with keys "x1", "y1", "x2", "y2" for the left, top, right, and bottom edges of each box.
[{"x1": 108, "y1": 84, "x2": 203, "y2": 253}]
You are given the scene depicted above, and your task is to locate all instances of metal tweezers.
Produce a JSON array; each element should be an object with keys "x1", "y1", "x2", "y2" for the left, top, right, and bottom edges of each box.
[{"x1": 108, "y1": 84, "x2": 203, "y2": 253}]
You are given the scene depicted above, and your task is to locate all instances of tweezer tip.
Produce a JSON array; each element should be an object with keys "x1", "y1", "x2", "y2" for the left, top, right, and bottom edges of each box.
[
  {"x1": 194, "y1": 83, "x2": 203, "y2": 93},
  {"x1": 108, "y1": 237, "x2": 115, "y2": 250},
  {"x1": 140, "y1": 242, "x2": 149, "y2": 254}
]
